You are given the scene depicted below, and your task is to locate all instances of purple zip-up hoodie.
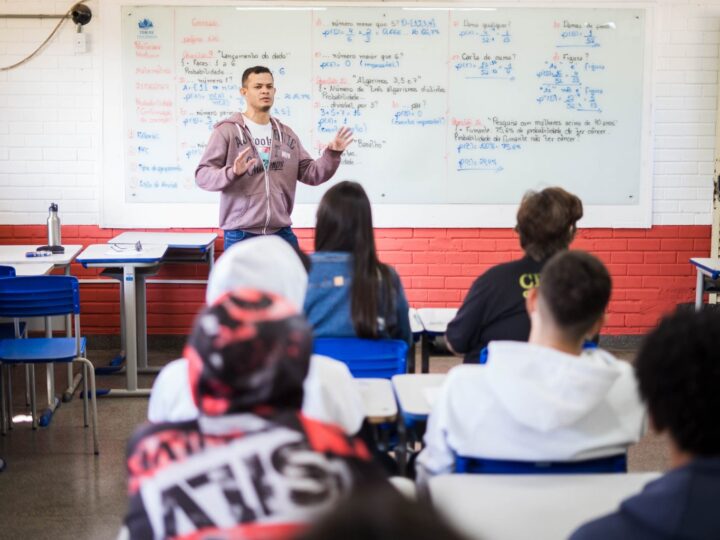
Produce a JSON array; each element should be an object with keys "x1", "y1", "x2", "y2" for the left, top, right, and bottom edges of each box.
[{"x1": 195, "y1": 112, "x2": 342, "y2": 234}]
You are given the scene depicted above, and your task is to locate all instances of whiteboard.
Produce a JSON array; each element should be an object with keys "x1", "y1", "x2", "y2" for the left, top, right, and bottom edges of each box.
[{"x1": 101, "y1": 2, "x2": 654, "y2": 228}]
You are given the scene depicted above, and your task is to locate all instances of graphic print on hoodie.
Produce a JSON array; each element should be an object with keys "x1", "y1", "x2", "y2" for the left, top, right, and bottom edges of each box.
[{"x1": 243, "y1": 115, "x2": 272, "y2": 170}]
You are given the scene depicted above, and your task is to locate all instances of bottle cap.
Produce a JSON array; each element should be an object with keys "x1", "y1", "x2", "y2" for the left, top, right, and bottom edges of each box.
[{"x1": 49, "y1": 203, "x2": 58, "y2": 212}]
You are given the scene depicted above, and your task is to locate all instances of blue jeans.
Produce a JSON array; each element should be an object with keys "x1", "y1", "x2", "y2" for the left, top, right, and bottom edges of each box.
[{"x1": 223, "y1": 226, "x2": 299, "y2": 251}]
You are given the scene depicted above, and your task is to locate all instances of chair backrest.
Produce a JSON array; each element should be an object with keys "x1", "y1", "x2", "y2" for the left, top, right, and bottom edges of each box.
[
  {"x1": 454, "y1": 454, "x2": 627, "y2": 474},
  {"x1": 312, "y1": 337, "x2": 408, "y2": 378},
  {"x1": 478, "y1": 340, "x2": 600, "y2": 363},
  {"x1": 0, "y1": 265, "x2": 16, "y2": 278},
  {"x1": 0, "y1": 276, "x2": 81, "y2": 318}
]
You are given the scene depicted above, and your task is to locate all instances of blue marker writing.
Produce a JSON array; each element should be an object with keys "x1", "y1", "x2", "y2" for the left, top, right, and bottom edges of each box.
[{"x1": 26, "y1": 251, "x2": 52, "y2": 257}]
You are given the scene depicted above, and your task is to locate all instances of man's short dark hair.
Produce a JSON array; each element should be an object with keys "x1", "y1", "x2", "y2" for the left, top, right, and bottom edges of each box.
[
  {"x1": 241, "y1": 65, "x2": 273, "y2": 87},
  {"x1": 516, "y1": 187, "x2": 583, "y2": 261},
  {"x1": 538, "y1": 250, "x2": 611, "y2": 341},
  {"x1": 635, "y1": 309, "x2": 720, "y2": 455}
]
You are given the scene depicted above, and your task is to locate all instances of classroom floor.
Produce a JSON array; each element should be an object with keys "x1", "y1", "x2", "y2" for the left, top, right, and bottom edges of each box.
[{"x1": 0, "y1": 344, "x2": 669, "y2": 539}]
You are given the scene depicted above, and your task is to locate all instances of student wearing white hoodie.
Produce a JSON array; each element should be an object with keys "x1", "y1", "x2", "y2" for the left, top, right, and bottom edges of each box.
[
  {"x1": 147, "y1": 236, "x2": 366, "y2": 436},
  {"x1": 416, "y1": 250, "x2": 645, "y2": 482}
]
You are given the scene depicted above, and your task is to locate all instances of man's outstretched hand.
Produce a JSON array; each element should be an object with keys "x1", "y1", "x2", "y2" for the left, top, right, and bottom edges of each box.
[{"x1": 327, "y1": 126, "x2": 354, "y2": 152}]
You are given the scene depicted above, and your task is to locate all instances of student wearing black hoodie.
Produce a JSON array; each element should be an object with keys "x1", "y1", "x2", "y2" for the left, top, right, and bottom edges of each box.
[{"x1": 571, "y1": 309, "x2": 720, "y2": 540}]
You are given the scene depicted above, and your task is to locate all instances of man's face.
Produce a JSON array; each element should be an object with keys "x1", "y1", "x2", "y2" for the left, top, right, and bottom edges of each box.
[{"x1": 241, "y1": 72, "x2": 275, "y2": 113}]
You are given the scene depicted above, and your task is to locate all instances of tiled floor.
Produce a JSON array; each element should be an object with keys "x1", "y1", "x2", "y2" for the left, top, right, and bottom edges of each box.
[{"x1": 0, "y1": 344, "x2": 668, "y2": 538}]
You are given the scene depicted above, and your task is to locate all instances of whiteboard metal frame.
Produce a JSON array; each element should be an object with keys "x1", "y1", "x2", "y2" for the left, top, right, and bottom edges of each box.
[{"x1": 100, "y1": 0, "x2": 656, "y2": 229}]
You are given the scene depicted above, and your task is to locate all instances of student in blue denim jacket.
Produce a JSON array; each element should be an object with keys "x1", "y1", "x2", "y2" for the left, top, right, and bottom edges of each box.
[{"x1": 304, "y1": 181, "x2": 411, "y2": 344}]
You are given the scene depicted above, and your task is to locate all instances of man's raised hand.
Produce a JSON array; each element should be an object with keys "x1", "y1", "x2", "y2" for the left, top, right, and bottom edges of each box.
[
  {"x1": 233, "y1": 147, "x2": 258, "y2": 176},
  {"x1": 327, "y1": 126, "x2": 354, "y2": 152}
]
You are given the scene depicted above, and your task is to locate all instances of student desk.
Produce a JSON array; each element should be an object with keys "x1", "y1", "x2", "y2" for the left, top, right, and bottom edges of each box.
[
  {"x1": 690, "y1": 258, "x2": 720, "y2": 310},
  {"x1": 101, "y1": 232, "x2": 217, "y2": 374},
  {"x1": 408, "y1": 308, "x2": 424, "y2": 373},
  {"x1": 110, "y1": 232, "x2": 217, "y2": 269},
  {"x1": 354, "y1": 378, "x2": 397, "y2": 424},
  {"x1": 0, "y1": 245, "x2": 83, "y2": 407},
  {"x1": 392, "y1": 373, "x2": 447, "y2": 423},
  {"x1": 415, "y1": 308, "x2": 458, "y2": 373},
  {"x1": 77, "y1": 243, "x2": 168, "y2": 396},
  {"x1": 429, "y1": 473, "x2": 661, "y2": 540},
  {"x1": 8, "y1": 263, "x2": 54, "y2": 276}
]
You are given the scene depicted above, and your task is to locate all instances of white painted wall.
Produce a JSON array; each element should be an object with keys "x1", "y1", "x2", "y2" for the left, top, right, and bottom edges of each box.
[{"x1": 0, "y1": 0, "x2": 717, "y2": 226}]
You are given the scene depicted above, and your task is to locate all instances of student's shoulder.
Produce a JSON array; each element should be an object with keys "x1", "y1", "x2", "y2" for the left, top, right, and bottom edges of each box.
[{"x1": 570, "y1": 511, "x2": 642, "y2": 540}]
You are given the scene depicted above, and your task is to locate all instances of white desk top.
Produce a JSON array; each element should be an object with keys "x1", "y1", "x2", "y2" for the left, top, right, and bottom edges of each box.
[
  {"x1": 110, "y1": 232, "x2": 217, "y2": 249},
  {"x1": 392, "y1": 374, "x2": 447, "y2": 419},
  {"x1": 8, "y1": 263, "x2": 54, "y2": 276},
  {"x1": 409, "y1": 307, "x2": 424, "y2": 334},
  {"x1": 0, "y1": 245, "x2": 83, "y2": 266},
  {"x1": 354, "y1": 378, "x2": 398, "y2": 424},
  {"x1": 416, "y1": 308, "x2": 458, "y2": 334},
  {"x1": 77, "y1": 243, "x2": 168, "y2": 265},
  {"x1": 430, "y1": 473, "x2": 661, "y2": 540},
  {"x1": 690, "y1": 257, "x2": 720, "y2": 279}
]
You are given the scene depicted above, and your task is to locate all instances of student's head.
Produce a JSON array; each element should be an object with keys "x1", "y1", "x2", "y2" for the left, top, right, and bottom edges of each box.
[
  {"x1": 634, "y1": 309, "x2": 720, "y2": 457},
  {"x1": 315, "y1": 180, "x2": 374, "y2": 254},
  {"x1": 298, "y1": 486, "x2": 469, "y2": 540},
  {"x1": 206, "y1": 236, "x2": 308, "y2": 310},
  {"x1": 516, "y1": 187, "x2": 583, "y2": 261},
  {"x1": 529, "y1": 250, "x2": 611, "y2": 343},
  {"x1": 240, "y1": 65, "x2": 275, "y2": 113},
  {"x1": 186, "y1": 289, "x2": 313, "y2": 415},
  {"x1": 314, "y1": 181, "x2": 393, "y2": 338}
]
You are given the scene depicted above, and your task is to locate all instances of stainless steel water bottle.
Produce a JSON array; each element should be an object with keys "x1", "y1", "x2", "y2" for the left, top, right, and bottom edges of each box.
[{"x1": 47, "y1": 202, "x2": 61, "y2": 246}]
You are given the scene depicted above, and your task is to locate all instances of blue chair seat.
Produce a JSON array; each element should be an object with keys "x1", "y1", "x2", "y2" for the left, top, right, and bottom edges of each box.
[
  {"x1": 455, "y1": 454, "x2": 627, "y2": 474},
  {"x1": 0, "y1": 337, "x2": 86, "y2": 362}
]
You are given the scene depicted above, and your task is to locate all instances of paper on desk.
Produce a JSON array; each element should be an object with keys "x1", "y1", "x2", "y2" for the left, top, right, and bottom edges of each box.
[{"x1": 423, "y1": 387, "x2": 442, "y2": 408}]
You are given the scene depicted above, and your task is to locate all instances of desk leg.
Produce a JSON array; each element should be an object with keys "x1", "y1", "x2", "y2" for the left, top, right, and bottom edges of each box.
[
  {"x1": 39, "y1": 317, "x2": 60, "y2": 426},
  {"x1": 696, "y1": 269, "x2": 704, "y2": 311},
  {"x1": 123, "y1": 266, "x2": 138, "y2": 392},
  {"x1": 137, "y1": 274, "x2": 148, "y2": 370},
  {"x1": 421, "y1": 335, "x2": 430, "y2": 374},
  {"x1": 63, "y1": 264, "x2": 82, "y2": 401},
  {"x1": 208, "y1": 243, "x2": 215, "y2": 270}
]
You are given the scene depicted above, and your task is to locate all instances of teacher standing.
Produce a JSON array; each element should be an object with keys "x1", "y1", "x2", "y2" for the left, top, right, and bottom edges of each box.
[{"x1": 196, "y1": 65, "x2": 353, "y2": 249}]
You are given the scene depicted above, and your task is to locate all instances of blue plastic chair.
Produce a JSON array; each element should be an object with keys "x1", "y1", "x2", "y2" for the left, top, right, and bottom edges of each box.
[
  {"x1": 0, "y1": 276, "x2": 98, "y2": 454},
  {"x1": 454, "y1": 454, "x2": 627, "y2": 474},
  {"x1": 478, "y1": 340, "x2": 600, "y2": 363},
  {"x1": 313, "y1": 338, "x2": 408, "y2": 379},
  {"x1": 0, "y1": 265, "x2": 24, "y2": 339}
]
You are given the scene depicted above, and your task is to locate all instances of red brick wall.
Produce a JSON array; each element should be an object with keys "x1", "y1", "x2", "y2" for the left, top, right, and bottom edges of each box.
[{"x1": 0, "y1": 224, "x2": 709, "y2": 336}]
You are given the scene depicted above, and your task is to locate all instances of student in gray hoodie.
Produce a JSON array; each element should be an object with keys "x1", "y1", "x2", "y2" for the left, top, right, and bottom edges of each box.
[{"x1": 195, "y1": 65, "x2": 353, "y2": 249}]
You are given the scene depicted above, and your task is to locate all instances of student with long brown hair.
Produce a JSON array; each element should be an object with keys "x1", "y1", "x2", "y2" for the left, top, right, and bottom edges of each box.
[{"x1": 304, "y1": 181, "x2": 411, "y2": 344}]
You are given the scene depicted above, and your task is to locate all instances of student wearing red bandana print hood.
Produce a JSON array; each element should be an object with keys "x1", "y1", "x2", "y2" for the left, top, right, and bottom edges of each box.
[{"x1": 122, "y1": 290, "x2": 388, "y2": 540}]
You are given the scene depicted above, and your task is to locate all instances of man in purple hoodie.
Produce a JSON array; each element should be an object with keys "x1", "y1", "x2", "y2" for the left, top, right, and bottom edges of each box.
[{"x1": 195, "y1": 65, "x2": 353, "y2": 249}]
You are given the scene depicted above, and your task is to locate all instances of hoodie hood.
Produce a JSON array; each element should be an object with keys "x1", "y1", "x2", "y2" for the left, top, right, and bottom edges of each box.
[
  {"x1": 484, "y1": 341, "x2": 622, "y2": 432},
  {"x1": 206, "y1": 235, "x2": 307, "y2": 310},
  {"x1": 187, "y1": 289, "x2": 312, "y2": 415}
]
